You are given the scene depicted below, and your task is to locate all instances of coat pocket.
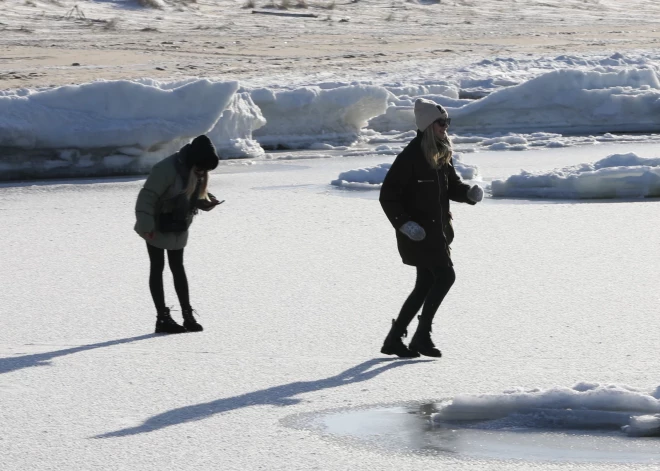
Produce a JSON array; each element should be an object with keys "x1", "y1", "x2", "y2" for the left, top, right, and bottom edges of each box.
[
  {"x1": 157, "y1": 212, "x2": 190, "y2": 233},
  {"x1": 413, "y1": 179, "x2": 437, "y2": 212}
]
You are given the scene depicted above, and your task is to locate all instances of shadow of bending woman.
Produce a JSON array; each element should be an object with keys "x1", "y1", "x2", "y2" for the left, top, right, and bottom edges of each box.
[
  {"x1": 0, "y1": 334, "x2": 157, "y2": 375},
  {"x1": 96, "y1": 357, "x2": 429, "y2": 438}
]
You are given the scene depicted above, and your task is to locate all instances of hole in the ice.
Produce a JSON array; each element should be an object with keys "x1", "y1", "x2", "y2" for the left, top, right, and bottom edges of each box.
[{"x1": 306, "y1": 403, "x2": 660, "y2": 464}]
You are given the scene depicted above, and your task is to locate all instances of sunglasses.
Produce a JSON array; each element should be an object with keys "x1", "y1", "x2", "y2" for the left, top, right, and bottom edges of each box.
[{"x1": 435, "y1": 118, "x2": 451, "y2": 126}]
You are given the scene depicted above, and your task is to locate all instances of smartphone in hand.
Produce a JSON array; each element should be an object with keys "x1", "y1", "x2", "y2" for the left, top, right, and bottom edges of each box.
[{"x1": 199, "y1": 198, "x2": 224, "y2": 211}]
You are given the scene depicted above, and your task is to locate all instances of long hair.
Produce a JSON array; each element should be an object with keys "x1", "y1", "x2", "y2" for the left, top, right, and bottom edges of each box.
[
  {"x1": 421, "y1": 125, "x2": 453, "y2": 169},
  {"x1": 183, "y1": 168, "x2": 210, "y2": 200}
]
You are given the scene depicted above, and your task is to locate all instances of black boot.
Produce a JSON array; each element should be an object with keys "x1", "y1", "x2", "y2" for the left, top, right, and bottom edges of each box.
[
  {"x1": 155, "y1": 307, "x2": 186, "y2": 334},
  {"x1": 182, "y1": 307, "x2": 203, "y2": 332},
  {"x1": 381, "y1": 319, "x2": 419, "y2": 358},
  {"x1": 409, "y1": 315, "x2": 442, "y2": 357}
]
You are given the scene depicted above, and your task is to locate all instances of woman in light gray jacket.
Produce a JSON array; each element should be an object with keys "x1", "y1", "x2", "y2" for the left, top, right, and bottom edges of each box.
[{"x1": 135, "y1": 135, "x2": 222, "y2": 334}]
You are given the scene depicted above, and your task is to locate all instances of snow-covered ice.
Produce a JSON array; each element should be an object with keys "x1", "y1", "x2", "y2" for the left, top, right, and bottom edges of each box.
[{"x1": 3, "y1": 150, "x2": 660, "y2": 469}]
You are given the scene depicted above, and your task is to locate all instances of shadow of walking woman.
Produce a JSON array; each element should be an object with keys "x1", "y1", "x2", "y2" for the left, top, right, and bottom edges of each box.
[{"x1": 95, "y1": 357, "x2": 430, "y2": 438}]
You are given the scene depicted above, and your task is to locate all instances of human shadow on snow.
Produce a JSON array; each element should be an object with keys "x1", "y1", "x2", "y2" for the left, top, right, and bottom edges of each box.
[
  {"x1": 0, "y1": 334, "x2": 157, "y2": 375},
  {"x1": 95, "y1": 357, "x2": 429, "y2": 438}
]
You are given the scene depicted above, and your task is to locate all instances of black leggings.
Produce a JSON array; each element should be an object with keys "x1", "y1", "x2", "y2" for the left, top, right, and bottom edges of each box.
[
  {"x1": 146, "y1": 243, "x2": 190, "y2": 312},
  {"x1": 394, "y1": 265, "x2": 456, "y2": 332}
]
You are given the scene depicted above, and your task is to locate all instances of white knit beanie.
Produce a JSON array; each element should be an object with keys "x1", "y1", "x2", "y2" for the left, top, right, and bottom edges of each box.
[{"x1": 414, "y1": 98, "x2": 448, "y2": 132}]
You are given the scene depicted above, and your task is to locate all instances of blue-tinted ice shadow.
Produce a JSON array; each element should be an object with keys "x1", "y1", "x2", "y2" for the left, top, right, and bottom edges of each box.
[
  {"x1": 489, "y1": 196, "x2": 660, "y2": 205},
  {"x1": 328, "y1": 185, "x2": 380, "y2": 200},
  {"x1": 0, "y1": 175, "x2": 146, "y2": 188},
  {"x1": 95, "y1": 358, "x2": 429, "y2": 438},
  {"x1": 0, "y1": 334, "x2": 156, "y2": 375}
]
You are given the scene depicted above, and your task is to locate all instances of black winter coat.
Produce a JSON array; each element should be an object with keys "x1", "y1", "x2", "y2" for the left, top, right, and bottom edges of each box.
[{"x1": 380, "y1": 132, "x2": 474, "y2": 267}]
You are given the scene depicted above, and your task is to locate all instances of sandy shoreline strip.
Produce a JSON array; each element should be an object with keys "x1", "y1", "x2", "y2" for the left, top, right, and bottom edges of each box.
[{"x1": 2, "y1": 0, "x2": 660, "y2": 89}]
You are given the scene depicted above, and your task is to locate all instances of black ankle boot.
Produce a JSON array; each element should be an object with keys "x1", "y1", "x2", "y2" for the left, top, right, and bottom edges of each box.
[
  {"x1": 381, "y1": 319, "x2": 419, "y2": 358},
  {"x1": 155, "y1": 307, "x2": 186, "y2": 334},
  {"x1": 182, "y1": 307, "x2": 203, "y2": 332},
  {"x1": 409, "y1": 316, "x2": 442, "y2": 357}
]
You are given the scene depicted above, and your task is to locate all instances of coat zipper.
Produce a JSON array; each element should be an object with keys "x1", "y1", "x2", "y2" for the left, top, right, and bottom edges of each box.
[{"x1": 436, "y1": 168, "x2": 447, "y2": 244}]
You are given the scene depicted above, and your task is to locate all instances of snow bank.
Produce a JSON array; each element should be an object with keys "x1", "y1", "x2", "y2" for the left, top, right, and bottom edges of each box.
[
  {"x1": 491, "y1": 152, "x2": 660, "y2": 199},
  {"x1": 331, "y1": 154, "x2": 479, "y2": 190},
  {"x1": 432, "y1": 382, "x2": 660, "y2": 437},
  {"x1": 365, "y1": 83, "x2": 463, "y2": 134},
  {"x1": 0, "y1": 78, "x2": 276, "y2": 180},
  {"x1": 464, "y1": 53, "x2": 656, "y2": 89},
  {"x1": 454, "y1": 154, "x2": 480, "y2": 180},
  {"x1": 0, "y1": 80, "x2": 391, "y2": 180},
  {"x1": 367, "y1": 93, "x2": 471, "y2": 133},
  {"x1": 367, "y1": 67, "x2": 660, "y2": 136},
  {"x1": 384, "y1": 83, "x2": 459, "y2": 100},
  {"x1": 331, "y1": 163, "x2": 392, "y2": 190},
  {"x1": 451, "y1": 68, "x2": 660, "y2": 135},
  {"x1": 624, "y1": 414, "x2": 660, "y2": 437},
  {"x1": 208, "y1": 91, "x2": 267, "y2": 159},
  {"x1": 5, "y1": 54, "x2": 660, "y2": 182},
  {"x1": 366, "y1": 103, "x2": 415, "y2": 134},
  {"x1": 0, "y1": 79, "x2": 241, "y2": 180},
  {"x1": 252, "y1": 85, "x2": 388, "y2": 149},
  {"x1": 1, "y1": 79, "x2": 238, "y2": 149}
]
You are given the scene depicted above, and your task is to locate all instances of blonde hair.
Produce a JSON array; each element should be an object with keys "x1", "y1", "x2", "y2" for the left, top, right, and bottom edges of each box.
[
  {"x1": 183, "y1": 167, "x2": 210, "y2": 200},
  {"x1": 421, "y1": 125, "x2": 453, "y2": 169}
]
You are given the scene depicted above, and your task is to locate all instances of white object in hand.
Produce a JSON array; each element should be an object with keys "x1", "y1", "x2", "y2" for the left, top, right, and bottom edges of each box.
[
  {"x1": 399, "y1": 221, "x2": 426, "y2": 241},
  {"x1": 468, "y1": 185, "x2": 484, "y2": 203}
]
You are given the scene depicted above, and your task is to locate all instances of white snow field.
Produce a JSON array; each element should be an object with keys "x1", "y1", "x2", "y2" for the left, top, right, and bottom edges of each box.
[
  {"x1": 2, "y1": 0, "x2": 660, "y2": 469},
  {"x1": 2, "y1": 148, "x2": 660, "y2": 470}
]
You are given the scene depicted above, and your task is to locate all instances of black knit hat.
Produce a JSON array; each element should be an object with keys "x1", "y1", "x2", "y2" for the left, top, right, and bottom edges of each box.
[{"x1": 186, "y1": 135, "x2": 219, "y2": 171}]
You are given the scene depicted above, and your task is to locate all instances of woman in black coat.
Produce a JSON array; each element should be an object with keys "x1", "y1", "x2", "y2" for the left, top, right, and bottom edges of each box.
[{"x1": 379, "y1": 98, "x2": 483, "y2": 358}]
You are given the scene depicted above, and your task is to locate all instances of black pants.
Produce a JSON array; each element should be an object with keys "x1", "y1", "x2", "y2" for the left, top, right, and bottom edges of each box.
[
  {"x1": 146, "y1": 243, "x2": 190, "y2": 312},
  {"x1": 394, "y1": 265, "x2": 456, "y2": 334}
]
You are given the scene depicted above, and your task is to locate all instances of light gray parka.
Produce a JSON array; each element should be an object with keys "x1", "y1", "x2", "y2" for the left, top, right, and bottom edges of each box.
[{"x1": 134, "y1": 152, "x2": 193, "y2": 250}]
